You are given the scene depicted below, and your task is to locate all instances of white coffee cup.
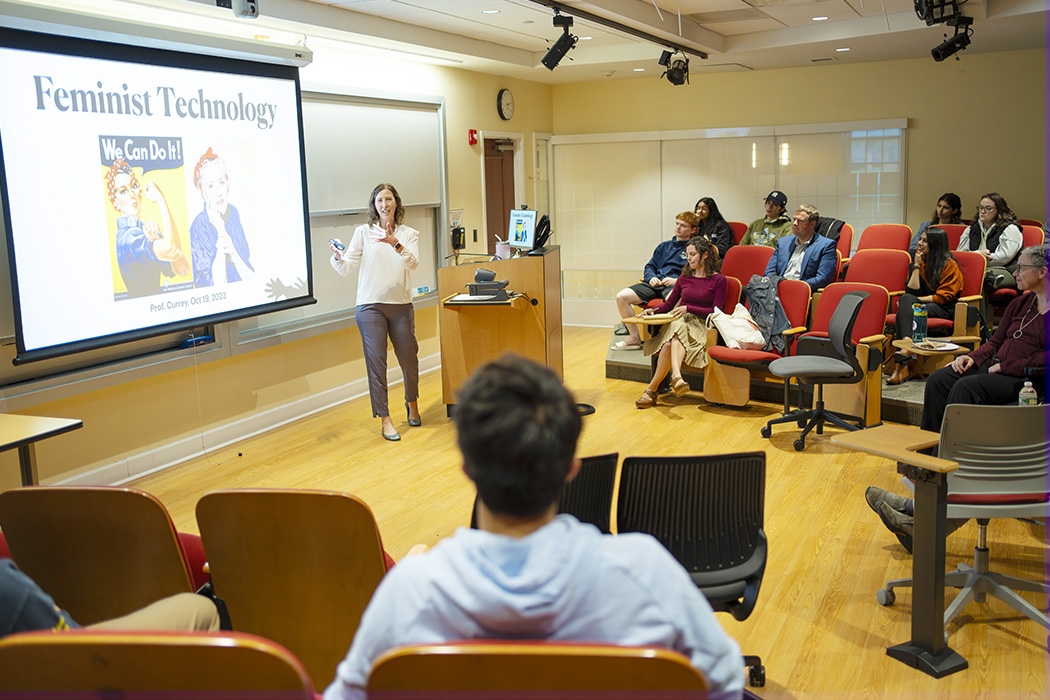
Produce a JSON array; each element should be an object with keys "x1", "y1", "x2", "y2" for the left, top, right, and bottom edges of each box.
[{"x1": 496, "y1": 242, "x2": 511, "y2": 260}]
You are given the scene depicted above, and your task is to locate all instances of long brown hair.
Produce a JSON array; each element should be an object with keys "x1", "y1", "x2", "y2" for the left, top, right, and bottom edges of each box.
[{"x1": 682, "y1": 236, "x2": 720, "y2": 277}]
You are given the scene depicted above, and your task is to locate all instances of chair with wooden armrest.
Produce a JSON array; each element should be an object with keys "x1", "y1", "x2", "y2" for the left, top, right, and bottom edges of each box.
[
  {"x1": 704, "y1": 278, "x2": 811, "y2": 407},
  {"x1": 0, "y1": 629, "x2": 316, "y2": 697},
  {"x1": 196, "y1": 488, "x2": 394, "y2": 689},
  {"x1": 0, "y1": 486, "x2": 196, "y2": 626},
  {"x1": 367, "y1": 641, "x2": 709, "y2": 695},
  {"x1": 876, "y1": 404, "x2": 1050, "y2": 645}
]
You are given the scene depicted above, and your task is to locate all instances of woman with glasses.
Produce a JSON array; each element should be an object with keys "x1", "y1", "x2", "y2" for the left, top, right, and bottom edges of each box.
[
  {"x1": 957, "y1": 192, "x2": 1023, "y2": 290},
  {"x1": 694, "y1": 197, "x2": 734, "y2": 259},
  {"x1": 867, "y1": 244, "x2": 1047, "y2": 550},
  {"x1": 917, "y1": 243, "x2": 1048, "y2": 432}
]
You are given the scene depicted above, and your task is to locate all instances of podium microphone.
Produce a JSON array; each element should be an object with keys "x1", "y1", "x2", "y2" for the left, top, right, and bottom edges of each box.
[{"x1": 517, "y1": 292, "x2": 539, "y2": 306}]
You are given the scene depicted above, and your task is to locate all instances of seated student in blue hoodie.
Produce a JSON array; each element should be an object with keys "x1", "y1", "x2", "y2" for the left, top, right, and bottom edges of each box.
[{"x1": 324, "y1": 355, "x2": 744, "y2": 699}]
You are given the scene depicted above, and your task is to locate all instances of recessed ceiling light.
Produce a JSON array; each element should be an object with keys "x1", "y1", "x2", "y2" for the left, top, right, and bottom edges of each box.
[
  {"x1": 836, "y1": 47, "x2": 850, "y2": 52},
  {"x1": 482, "y1": 9, "x2": 500, "y2": 14},
  {"x1": 633, "y1": 67, "x2": 645, "y2": 72},
  {"x1": 812, "y1": 16, "x2": 829, "y2": 21},
  {"x1": 579, "y1": 36, "x2": 592, "y2": 40}
]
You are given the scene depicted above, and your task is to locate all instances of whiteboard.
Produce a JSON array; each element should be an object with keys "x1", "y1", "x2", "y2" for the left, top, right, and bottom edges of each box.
[{"x1": 301, "y1": 93, "x2": 442, "y2": 213}]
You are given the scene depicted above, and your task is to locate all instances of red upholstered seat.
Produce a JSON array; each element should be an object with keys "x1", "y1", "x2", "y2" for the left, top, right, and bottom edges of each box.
[{"x1": 707, "y1": 347, "x2": 780, "y2": 364}]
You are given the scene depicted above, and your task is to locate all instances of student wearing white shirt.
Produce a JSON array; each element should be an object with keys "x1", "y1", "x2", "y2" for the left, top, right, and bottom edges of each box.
[{"x1": 956, "y1": 192, "x2": 1023, "y2": 290}]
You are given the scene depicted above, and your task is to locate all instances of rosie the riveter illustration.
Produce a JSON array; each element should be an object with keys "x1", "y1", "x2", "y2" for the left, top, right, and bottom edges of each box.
[{"x1": 107, "y1": 157, "x2": 190, "y2": 298}]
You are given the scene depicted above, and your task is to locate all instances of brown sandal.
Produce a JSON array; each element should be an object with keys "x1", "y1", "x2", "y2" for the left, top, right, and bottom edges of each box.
[
  {"x1": 671, "y1": 376, "x2": 690, "y2": 397},
  {"x1": 635, "y1": 389, "x2": 658, "y2": 409}
]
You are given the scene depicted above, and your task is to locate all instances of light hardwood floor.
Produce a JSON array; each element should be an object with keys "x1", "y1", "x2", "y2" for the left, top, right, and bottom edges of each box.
[{"x1": 133, "y1": 326, "x2": 1048, "y2": 698}]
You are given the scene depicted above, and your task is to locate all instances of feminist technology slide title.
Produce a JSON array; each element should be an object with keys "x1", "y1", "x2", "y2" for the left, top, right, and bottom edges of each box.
[
  {"x1": 0, "y1": 33, "x2": 313, "y2": 360},
  {"x1": 33, "y1": 77, "x2": 278, "y2": 129}
]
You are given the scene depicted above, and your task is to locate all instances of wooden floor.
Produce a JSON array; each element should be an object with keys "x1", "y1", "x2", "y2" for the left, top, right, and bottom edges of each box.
[{"x1": 133, "y1": 326, "x2": 1048, "y2": 699}]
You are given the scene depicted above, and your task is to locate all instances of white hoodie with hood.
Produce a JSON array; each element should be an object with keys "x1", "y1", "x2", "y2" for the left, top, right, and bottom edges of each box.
[{"x1": 324, "y1": 514, "x2": 744, "y2": 699}]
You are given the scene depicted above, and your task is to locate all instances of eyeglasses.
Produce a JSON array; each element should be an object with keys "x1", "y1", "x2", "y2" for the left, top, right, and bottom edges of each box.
[
  {"x1": 976, "y1": 205, "x2": 996, "y2": 212},
  {"x1": 1015, "y1": 263, "x2": 1045, "y2": 271}
]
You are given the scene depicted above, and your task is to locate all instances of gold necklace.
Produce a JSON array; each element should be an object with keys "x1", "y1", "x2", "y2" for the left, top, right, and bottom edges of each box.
[{"x1": 1012, "y1": 295, "x2": 1041, "y2": 339}]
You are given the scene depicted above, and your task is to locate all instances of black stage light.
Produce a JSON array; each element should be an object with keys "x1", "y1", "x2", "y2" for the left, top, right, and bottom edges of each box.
[
  {"x1": 542, "y1": 10, "x2": 578, "y2": 71},
  {"x1": 931, "y1": 30, "x2": 970, "y2": 61},
  {"x1": 660, "y1": 50, "x2": 689, "y2": 86}
]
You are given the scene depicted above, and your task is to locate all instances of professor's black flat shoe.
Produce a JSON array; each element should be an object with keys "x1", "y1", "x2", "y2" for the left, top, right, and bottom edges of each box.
[{"x1": 406, "y1": 402, "x2": 421, "y2": 427}]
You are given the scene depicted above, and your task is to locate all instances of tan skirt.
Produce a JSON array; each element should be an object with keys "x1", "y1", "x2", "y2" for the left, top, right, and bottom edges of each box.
[{"x1": 642, "y1": 314, "x2": 709, "y2": 369}]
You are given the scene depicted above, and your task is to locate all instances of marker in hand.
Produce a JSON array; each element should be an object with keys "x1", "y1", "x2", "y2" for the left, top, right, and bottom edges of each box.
[{"x1": 329, "y1": 238, "x2": 346, "y2": 251}]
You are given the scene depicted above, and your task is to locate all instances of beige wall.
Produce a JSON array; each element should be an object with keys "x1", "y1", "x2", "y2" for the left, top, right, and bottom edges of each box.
[
  {"x1": 4, "y1": 43, "x2": 1042, "y2": 490},
  {"x1": 552, "y1": 50, "x2": 1047, "y2": 229},
  {"x1": 0, "y1": 54, "x2": 553, "y2": 490}
]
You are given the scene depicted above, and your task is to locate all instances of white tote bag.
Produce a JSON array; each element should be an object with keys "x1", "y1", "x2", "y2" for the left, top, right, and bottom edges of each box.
[{"x1": 710, "y1": 304, "x2": 765, "y2": 350}]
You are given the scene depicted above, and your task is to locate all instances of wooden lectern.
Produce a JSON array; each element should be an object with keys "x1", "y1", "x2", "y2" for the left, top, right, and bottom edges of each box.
[{"x1": 438, "y1": 246, "x2": 563, "y2": 411}]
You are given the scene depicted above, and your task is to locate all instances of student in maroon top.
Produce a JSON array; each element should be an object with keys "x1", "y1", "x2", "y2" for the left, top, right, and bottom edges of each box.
[
  {"x1": 919, "y1": 243, "x2": 1048, "y2": 432},
  {"x1": 866, "y1": 243, "x2": 1048, "y2": 553},
  {"x1": 634, "y1": 237, "x2": 727, "y2": 408}
]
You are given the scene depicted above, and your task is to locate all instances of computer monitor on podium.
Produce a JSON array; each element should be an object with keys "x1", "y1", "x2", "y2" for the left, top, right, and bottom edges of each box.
[{"x1": 508, "y1": 209, "x2": 537, "y2": 251}]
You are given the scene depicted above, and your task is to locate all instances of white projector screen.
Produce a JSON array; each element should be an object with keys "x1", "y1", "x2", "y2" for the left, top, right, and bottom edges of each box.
[{"x1": 0, "y1": 28, "x2": 314, "y2": 363}]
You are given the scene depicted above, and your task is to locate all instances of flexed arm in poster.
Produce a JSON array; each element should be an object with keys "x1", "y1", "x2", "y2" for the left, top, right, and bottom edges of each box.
[
  {"x1": 107, "y1": 157, "x2": 189, "y2": 298},
  {"x1": 190, "y1": 147, "x2": 254, "y2": 287},
  {"x1": 141, "y1": 180, "x2": 190, "y2": 277}
]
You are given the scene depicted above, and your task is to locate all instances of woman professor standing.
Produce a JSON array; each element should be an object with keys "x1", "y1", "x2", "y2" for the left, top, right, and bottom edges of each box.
[{"x1": 330, "y1": 183, "x2": 421, "y2": 442}]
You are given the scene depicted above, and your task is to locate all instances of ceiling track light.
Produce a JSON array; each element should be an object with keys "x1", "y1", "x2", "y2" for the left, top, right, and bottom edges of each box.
[
  {"x1": 541, "y1": 8, "x2": 579, "y2": 70},
  {"x1": 526, "y1": 0, "x2": 707, "y2": 61},
  {"x1": 914, "y1": 0, "x2": 973, "y2": 62},
  {"x1": 658, "y1": 49, "x2": 689, "y2": 86},
  {"x1": 932, "y1": 15, "x2": 973, "y2": 61}
]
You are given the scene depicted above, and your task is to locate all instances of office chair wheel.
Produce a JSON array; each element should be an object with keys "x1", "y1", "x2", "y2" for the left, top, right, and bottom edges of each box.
[
  {"x1": 797, "y1": 417, "x2": 807, "y2": 427},
  {"x1": 793, "y1": 439, "x2": 805, "y2": 451},
  {"x1": 748, "y1": 664, "x2": 766, "y2": 687},
  {"x1": 877, "y1": 588, "x2": 895, "y2": 606},
  {"x1": 760, "y1": 426, "x2": 772, "y2": 438}
]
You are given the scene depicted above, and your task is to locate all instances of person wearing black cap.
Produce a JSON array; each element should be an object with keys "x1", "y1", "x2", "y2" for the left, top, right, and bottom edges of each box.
[{"x1": 740, "y1": 191, "x2": 792, "y2": 248}]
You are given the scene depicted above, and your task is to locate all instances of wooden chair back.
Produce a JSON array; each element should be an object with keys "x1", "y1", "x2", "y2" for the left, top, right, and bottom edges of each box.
[
  {"x1": 0, "y1": 486, "x2": 193, "y2": 625},
  {"x1": 367, "y1": 642, "x2": 709, "y2": 694},
  {"x1": 196, "y1": 488, "x2": 389, "y2": 689},
  {"x1": 0, "y1": 630, "x2": 314, "y2": 696}
]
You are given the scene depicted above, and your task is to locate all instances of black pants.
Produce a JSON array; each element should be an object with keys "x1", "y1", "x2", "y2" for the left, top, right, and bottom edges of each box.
[
  {"x1": 920, "y1": 363, "x2": 1027, "y2": 432},
  {"x1": 895, "y1": 294, "x2": 952, "y2": 341}
]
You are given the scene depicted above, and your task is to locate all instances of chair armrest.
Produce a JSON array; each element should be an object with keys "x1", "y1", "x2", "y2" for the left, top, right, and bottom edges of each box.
[
  {"x1": 958, "y1": 294, "x2": 982, "y2": 304},
  {"x1": 782, "y1": 326, "x2": 807, "y2": 336},
  {"x1": 858, "y1": 333, "x2": 885, "y2": 346}
]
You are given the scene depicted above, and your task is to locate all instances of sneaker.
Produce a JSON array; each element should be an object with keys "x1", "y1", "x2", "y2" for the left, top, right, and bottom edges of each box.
[
  {"x1": 991, "y1": 273, "x2": 1005, "y2": 289},
  {"x1": 876, "y1": 501, "x2": 914, "y2": 554},
  {"x1": 865, "y1": 487, "x2": 910, "y2": 515}
]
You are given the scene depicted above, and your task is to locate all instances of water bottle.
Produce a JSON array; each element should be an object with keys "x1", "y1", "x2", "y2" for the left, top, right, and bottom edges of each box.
[
  {"x1": 1018, "y1": 380, "x2": 1038, "y2": 406},
  {"x1": 911, "y1": 303, "x2": 928, "y2": 343}
]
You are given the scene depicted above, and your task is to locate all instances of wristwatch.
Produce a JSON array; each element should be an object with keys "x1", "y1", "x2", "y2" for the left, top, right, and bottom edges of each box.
[{"x1": 394, "y1": 242, "x2": 403, "y2": 252}]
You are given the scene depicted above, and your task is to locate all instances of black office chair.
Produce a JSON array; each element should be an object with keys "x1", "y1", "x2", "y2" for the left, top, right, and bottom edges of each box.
[
  {"x1": 616, "y1": 452, "x2": 767, "y2": 687},
  {"x1": 760, "y1": 290, "x2": 868, "y2": 451},
  {"x1": 471, "y1": 453, "x2": 618, "y2": 533}
]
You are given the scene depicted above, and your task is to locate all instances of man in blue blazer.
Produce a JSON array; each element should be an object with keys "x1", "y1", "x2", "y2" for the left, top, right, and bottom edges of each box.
[{"x1": 764, "y1": 204, "x2": 837, "y2": 290}]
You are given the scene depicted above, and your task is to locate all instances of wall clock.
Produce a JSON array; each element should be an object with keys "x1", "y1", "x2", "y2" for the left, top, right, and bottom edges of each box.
[{"x1": 497, "y1": 88, "x2": 514, "y2": 121}]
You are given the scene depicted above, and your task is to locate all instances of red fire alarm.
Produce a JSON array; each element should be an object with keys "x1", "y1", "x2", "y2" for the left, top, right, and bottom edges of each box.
[{"x1": 468, "y1": 129, "x2": 478, "y2": 146}]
